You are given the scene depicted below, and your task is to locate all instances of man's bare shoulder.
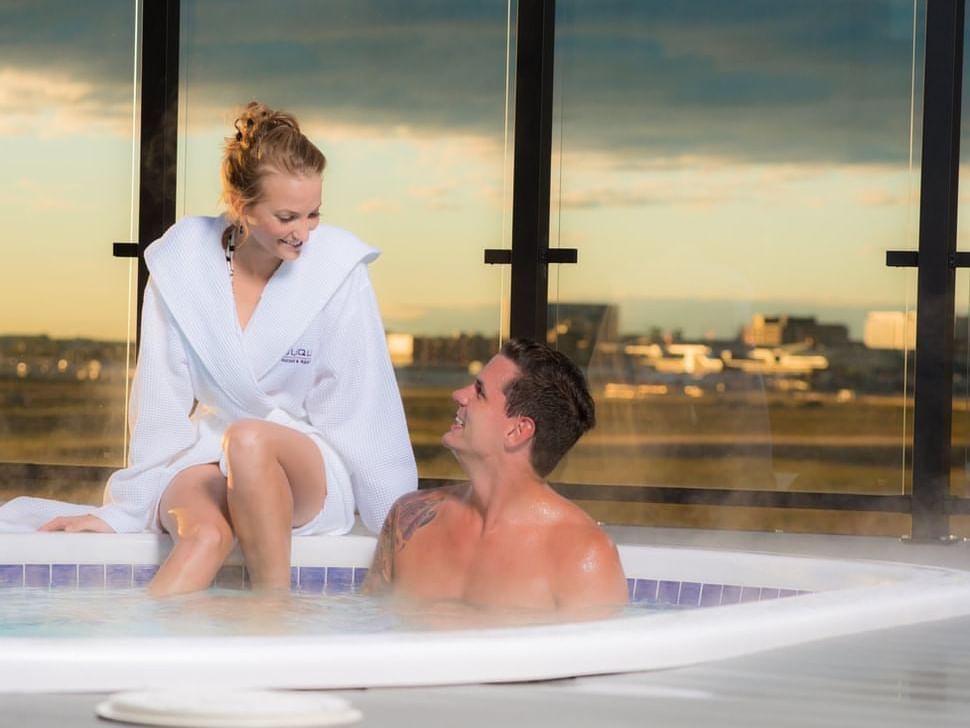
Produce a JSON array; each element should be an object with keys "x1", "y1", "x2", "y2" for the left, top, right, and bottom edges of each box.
[
  {"x1": 392, "y1": 484, "x2": 467, "y2": 534},
  {"x1": 545, "y1": 504, "x2": 628, "y2": 614},
  {"x1": 536, "y1": 485, "x2": 606, "y2": 528},
  {"x1": 554, "y1": 521, "x2": 621, "y2": 563},
  {"x1": 363, "y1": 484, "x2": 470, "y2": 595}
]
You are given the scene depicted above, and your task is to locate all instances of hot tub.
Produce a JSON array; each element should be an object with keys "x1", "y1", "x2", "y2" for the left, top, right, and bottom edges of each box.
[{"x1": 2, "y1": 532, "x2": 970, "y2": 693}]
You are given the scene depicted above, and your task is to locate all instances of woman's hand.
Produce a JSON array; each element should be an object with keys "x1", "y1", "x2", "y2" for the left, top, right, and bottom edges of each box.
[{"x1": 39, "y1": 515, "x2": 114, "y2": 533}]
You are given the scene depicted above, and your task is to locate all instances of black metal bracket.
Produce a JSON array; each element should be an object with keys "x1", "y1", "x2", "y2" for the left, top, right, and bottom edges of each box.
[
  {"x1": 886, "y1": 250, "x2": 970, "y2": 268},
  {"x1": 113, "y1": 243, "x2": 139, "y2": 258},
  {"x1": 545, "y1": 248, "x2": 578, "y2": 264},
  {"x1": 484, "y1": 249, "x2": 512, "y2": 265},
  {"x1": 886, "y1": 250, "x2": 919, "y2": 267},
  {"x1": 484, "y1": 248, "x2": 577, "y2": 265}
]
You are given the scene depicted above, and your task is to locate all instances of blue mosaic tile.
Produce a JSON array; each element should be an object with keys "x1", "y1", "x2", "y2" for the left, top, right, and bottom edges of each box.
[
  {"x1": 325, "y1": 567, "x2": 354, "y2": 594},
  {"x1": 106, "y1": 565, "x2": 132, "y2": 588},
  {"x1": 633, "y1": 579, "x2": 657, "y2": 603},
  {"x1": 720, "y1": 585, "x2": 742, "y2": 604},
  {"x1": 132, "y1": 565, "x2": 158, "y2": 587},
  {"x1": 0, "y1": 565, "x2": 24, "y2": 588},
  {"x1": 678, "y1": 581, "x2": 702, "y2": 607},
  {"x1": 699, "y1": 583, "x2": 723, "y2": 607},
  {"x1": 25, "y1": 564, "x2": 50, "y2": 588},
  {"x1": 740, "y1": 586, "x2": 761, "y2": 603},
  {"x1": 657, "y1": 580, "x2": 681, "y2": 606},
  {"x1": 78, "y1": 565, "x2": 105, "y2": 589},
  {"x1": 215, "y1": 565, "x2": 244, "y2": 589},
  {"x1": 0, "y1": 559, "x2": 806, "y2": 603},
  {"x1": 299, "y1": 566, "x2": 326, "y2": 593},
  {"x1": 51, "y1": 564, "x2": 77, "y2": 588}
]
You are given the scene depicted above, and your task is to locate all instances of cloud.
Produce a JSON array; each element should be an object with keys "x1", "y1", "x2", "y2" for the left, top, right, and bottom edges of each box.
[
  {"x1": 409, "y1": 184, "x2": 459, "y2": 210},
  {"x1": 0, "y1": 68, "x2": 131, "y2": 137},
  {"x1": 0, "y1": 0, "x2": 933, "y2": 166},
  {"x1": 356, "y1": 196, "x2": 401, "y2": 213},
  {"x1": 9, "y1": 177, "x2": 85, "y2": 213},
  {"x1": 856, "y1": 188, "x2": 908, "y2": 207},
  {"x1": 559, "y1": 185, "x2": 727, "y2": 209}
]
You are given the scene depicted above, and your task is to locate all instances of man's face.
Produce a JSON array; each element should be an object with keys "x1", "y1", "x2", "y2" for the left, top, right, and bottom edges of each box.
[{"x1": 442, "y1": 354, "x2": 521, "y2": 460}]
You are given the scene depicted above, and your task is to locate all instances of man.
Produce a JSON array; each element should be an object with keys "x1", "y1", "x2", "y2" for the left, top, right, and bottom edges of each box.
[{"x1": 364, "y1": 338, "x2": 627, "y2": 619}]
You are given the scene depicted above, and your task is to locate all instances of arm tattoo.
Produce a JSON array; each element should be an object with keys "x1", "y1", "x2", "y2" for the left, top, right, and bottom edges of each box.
[
  {"x1": 396, "y1": 489, "x2": 448, "y2": 544},
  {"x1": 362, "y1": 489, "x2": 450, "y2": 594}
]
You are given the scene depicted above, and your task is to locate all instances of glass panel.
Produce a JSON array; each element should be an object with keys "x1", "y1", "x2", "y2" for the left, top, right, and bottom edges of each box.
[
  {"x1": 549, "y1": 1, "x2": 922, "y2": 521},
  {"x1": 178, "y1": 1, "x2": 514, "y2": 478},
  {"x1": 955, "y1": 297, "x2": 969, "y2": 501},
  {"x1": 0, "y1": 1, "x2": 140, "y2": 503}
]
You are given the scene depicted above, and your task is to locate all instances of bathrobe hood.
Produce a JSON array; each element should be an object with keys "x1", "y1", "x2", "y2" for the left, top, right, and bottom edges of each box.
[{"x1": 145, "y1": 217, "x2": 378, "y2": 416}]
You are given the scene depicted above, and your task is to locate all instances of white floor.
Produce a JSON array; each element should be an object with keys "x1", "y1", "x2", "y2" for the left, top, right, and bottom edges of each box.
[{"x1": 5, "y1": 526, "x2": 970, "y2": 727}]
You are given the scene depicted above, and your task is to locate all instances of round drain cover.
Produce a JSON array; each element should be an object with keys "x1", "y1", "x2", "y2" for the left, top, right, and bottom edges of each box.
[{"x1": 95, "y1": 689, "x2": 362, "y2": 727}]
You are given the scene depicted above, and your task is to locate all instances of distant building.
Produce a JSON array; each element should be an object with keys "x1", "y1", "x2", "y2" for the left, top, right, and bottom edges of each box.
[
  {"x1": 408, "y1": 333, "x2": 498, "y2": 369},
  {"x1": 548, "y1": 303, "x2": 620, "y2": 366},
  {"x1": 0, "y1": 335, "x2": 129, "y2": 382},
  {"x1": 722, "y1": 347, "x2": 828, "y2": 376},
  {"x1": 385, "y1": 333, "x2": 414, "y2": 367},
  {"x1": 744, "y1": 314, "x2": 848, "y2": 348},
  {"x1": 864, "y1": 311, "x2": 916, "y2": 350},
  {"x1": 624, "y1": 342, "x2": 724, "y2": 376}
]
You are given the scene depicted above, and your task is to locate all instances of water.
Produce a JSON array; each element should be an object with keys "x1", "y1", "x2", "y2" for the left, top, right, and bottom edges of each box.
[
  {"x1": 0, "y1": 588, "x2": 662, "y2": 639},
  {"x1": 0, "y1": 589, "x2": 399, "y2": 638}
]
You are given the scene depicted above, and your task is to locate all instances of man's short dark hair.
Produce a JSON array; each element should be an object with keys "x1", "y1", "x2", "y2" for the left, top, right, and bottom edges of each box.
[{"x1": 500, "y1": 338, "x2": 596, "y2": 477}]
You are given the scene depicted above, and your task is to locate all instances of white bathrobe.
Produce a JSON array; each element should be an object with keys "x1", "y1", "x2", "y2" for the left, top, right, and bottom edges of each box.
[{"x1": 0, "y1": 216, "x2": 417, "y2": 534}]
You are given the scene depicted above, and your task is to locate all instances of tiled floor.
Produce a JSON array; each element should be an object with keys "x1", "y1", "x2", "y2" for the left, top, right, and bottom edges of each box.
[{"x1": 3, "y1": 527, "x2": 970, "y2": 727}]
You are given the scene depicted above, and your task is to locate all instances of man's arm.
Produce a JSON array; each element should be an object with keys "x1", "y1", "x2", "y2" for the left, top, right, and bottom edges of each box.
[
  {"x1": 361, "y1": 487, "x2": 453, "y2": 596},
  {"x1": 361, "y1": 500, "x2": 398, "y2": 595}
]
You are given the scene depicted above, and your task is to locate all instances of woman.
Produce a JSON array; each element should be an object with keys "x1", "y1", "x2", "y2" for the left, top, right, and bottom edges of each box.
[{"x1": 1, "y1": 102, "x2": 417, "y2": 596}]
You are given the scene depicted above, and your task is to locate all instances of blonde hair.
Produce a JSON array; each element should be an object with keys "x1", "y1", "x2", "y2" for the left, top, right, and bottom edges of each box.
[{"x1": 221, "y1": 101, "x2": 327, "y2": 229}]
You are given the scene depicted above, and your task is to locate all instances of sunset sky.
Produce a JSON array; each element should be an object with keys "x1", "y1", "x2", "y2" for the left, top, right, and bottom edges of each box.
[{"x1": 3, "y1": 0, "x2": 966, "y2": 343}]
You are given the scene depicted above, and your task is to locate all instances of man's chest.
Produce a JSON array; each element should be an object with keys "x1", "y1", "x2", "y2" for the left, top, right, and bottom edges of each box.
[{"x1": 396, "y1": 529, "x2": 558, "y2": 610}]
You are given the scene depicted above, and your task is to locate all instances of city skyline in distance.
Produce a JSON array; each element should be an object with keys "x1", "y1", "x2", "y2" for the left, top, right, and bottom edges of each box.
[
  {"x1": 381, "y1": 296, "x2": 918, "y2": 343},
  {"x1": 0, "y1": 299, "x2": 920, "y2": 349}
]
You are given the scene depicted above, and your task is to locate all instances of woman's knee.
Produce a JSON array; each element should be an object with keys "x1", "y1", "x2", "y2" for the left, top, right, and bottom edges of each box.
[
  {"x1": 222, "y1": 419, "x2": 274, "y2": 466},
  {"x1": 178, "y1": 518, "x2": 235, "y2": 558}
]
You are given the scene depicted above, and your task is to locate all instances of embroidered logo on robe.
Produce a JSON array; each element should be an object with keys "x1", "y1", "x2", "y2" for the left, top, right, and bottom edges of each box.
[{"x1": 282, "y1": 346, "x2": 313, "y2": 365}]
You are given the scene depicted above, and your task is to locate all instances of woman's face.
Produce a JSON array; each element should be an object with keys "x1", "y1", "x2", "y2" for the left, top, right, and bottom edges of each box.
[{"x1": 242, "y1": 170, "x2": 322, "y2": 262}]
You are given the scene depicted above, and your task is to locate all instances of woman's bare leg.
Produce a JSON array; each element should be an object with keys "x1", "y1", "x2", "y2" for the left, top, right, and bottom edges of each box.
[
  {"x1": 150, "y1": 464, "x2": 234, "y2": 597},
  {"x1": 222, "y1": 420, "x2": 327, "y2": 591}
]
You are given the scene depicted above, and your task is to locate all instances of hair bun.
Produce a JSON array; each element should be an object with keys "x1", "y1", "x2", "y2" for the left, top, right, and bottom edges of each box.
[{"x1": 232, "y1": 101, "x2": 299, "y2": 151}]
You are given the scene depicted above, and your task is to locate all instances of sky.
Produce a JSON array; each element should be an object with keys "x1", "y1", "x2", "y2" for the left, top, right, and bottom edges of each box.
[{"x1": 1, "y1": 0, "x2": 964, "y2": 342}]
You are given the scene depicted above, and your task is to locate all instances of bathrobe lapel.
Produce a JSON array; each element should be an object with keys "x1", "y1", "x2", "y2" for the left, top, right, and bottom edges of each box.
[
  {"x1": 144, "y1": 217, "x2": 377, "y2": 412},
  {"x1": 241, "y1": 225, "x2": 378, "y2": 380},
  {"x1": 144, "y1": 217, "x2": 271, "y2": 415}
]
